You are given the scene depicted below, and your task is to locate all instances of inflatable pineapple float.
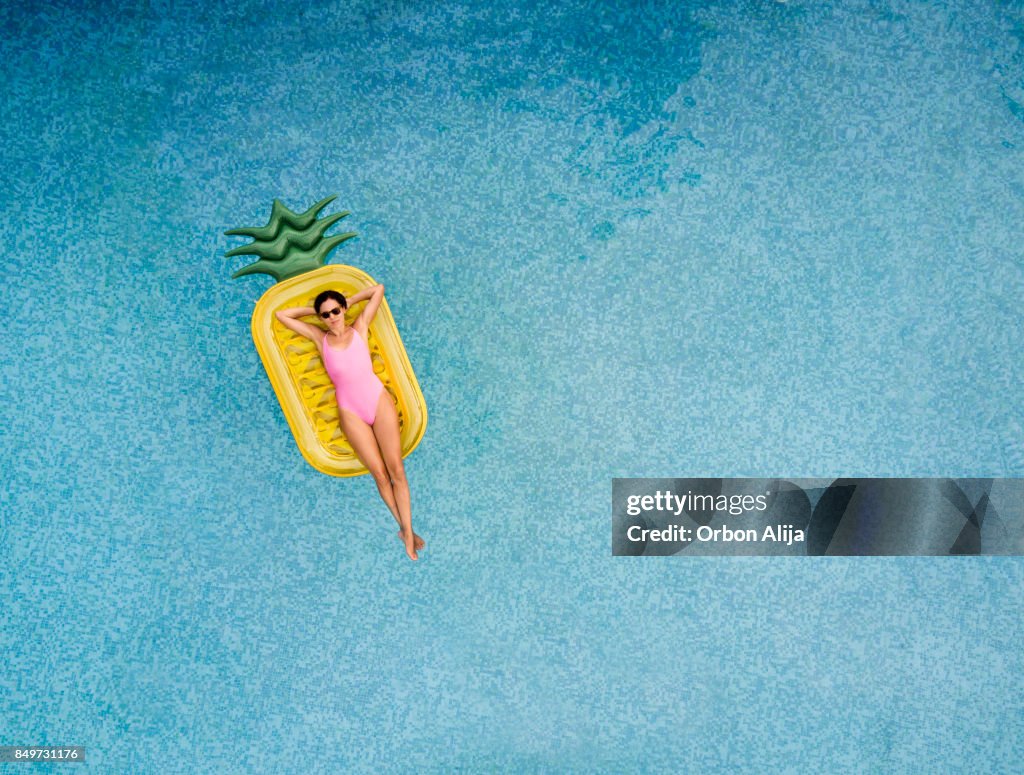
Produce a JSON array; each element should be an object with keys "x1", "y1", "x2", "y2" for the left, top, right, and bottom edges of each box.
[{"x1": 225, "y1": 195, "x2": 427, "y2": 477}]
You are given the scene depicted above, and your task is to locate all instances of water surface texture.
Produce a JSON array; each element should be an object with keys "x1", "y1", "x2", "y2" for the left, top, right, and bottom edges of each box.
[{"x1": 2, "y1": 0, "x2": 1023, "y2": 771}]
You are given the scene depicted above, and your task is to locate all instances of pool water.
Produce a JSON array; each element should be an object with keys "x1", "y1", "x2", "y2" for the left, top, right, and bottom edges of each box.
[{"x1": 2, "y1": 0, "x2": 1023, "y2": 771}]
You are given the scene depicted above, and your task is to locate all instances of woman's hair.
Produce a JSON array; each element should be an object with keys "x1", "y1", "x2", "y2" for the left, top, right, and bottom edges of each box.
[{"x1": 313, "y1": 289, "x2": 348, "y2": 314}]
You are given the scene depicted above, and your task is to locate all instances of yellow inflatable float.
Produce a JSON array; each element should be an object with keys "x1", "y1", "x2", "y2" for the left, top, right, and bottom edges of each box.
[{"x1": 225, "y1": 196, "x2": 427, "y2": 477}]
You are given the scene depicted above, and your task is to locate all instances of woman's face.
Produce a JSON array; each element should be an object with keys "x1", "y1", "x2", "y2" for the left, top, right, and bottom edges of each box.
[{"x1": 318, "y1": 300, "x2": 346, "y2": 329}]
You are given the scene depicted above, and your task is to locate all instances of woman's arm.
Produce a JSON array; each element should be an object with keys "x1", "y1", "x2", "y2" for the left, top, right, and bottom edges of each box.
[
  {"x1": 352, "y1": 284, "x2": 385, "y2": 329},
  {"x1": 345, "y1": 283, "x2": 383, "y2": 306},
  {"x1": 274, "y1": 306, "x2": 323, "y2": 342}
]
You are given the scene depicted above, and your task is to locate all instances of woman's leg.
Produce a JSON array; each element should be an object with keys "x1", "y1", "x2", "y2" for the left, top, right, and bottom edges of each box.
[
  {"x1": 339, "y1": 406, "x2": 418, "y2": 560},
  {"x1": 370, "y1": 390, "x2": 419, "y2": 555}
]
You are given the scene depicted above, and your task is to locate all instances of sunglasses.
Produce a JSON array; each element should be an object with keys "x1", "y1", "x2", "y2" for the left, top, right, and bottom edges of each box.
[{"x1": 319, "y1": 306, "x2": 344, "y2": 319}]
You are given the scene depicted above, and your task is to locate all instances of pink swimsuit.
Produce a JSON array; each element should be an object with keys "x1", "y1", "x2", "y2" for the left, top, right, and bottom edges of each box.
[{"x1": 321, "y1": 328, "x2": 386, "y2": 425}]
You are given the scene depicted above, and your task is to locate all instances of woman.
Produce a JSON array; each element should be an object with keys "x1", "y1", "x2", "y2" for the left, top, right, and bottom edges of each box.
[{"x1": 275, "y1": 284, "x2": 423, "y2": 561}]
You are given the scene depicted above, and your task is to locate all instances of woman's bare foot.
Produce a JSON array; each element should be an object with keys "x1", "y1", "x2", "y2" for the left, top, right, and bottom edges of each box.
[
  {"x1": 398, "y1": 530, "x2": 425, "y2": 550},
  {"x1": 399, "y1": 529, "x2": 419, "y2": 560}
]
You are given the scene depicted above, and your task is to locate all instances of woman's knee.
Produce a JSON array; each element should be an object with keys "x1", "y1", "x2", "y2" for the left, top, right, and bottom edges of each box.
[
  {"x1": 369, "y1": 466, "x2": 391, "y2": 487},
  {"x1": 385, "y1": 460, "x2": 406, "y2": 485}
]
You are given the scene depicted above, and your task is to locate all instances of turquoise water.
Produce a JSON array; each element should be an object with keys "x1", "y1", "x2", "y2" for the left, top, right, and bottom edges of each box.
[{"x1": 2, "y1": 0, "x2": 1023, "y2": 771}]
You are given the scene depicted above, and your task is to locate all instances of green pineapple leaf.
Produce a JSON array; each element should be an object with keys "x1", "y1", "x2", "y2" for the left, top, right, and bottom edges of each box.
[{"x1": 225, "y1": 195, "x2": 357, "y2": 282}]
